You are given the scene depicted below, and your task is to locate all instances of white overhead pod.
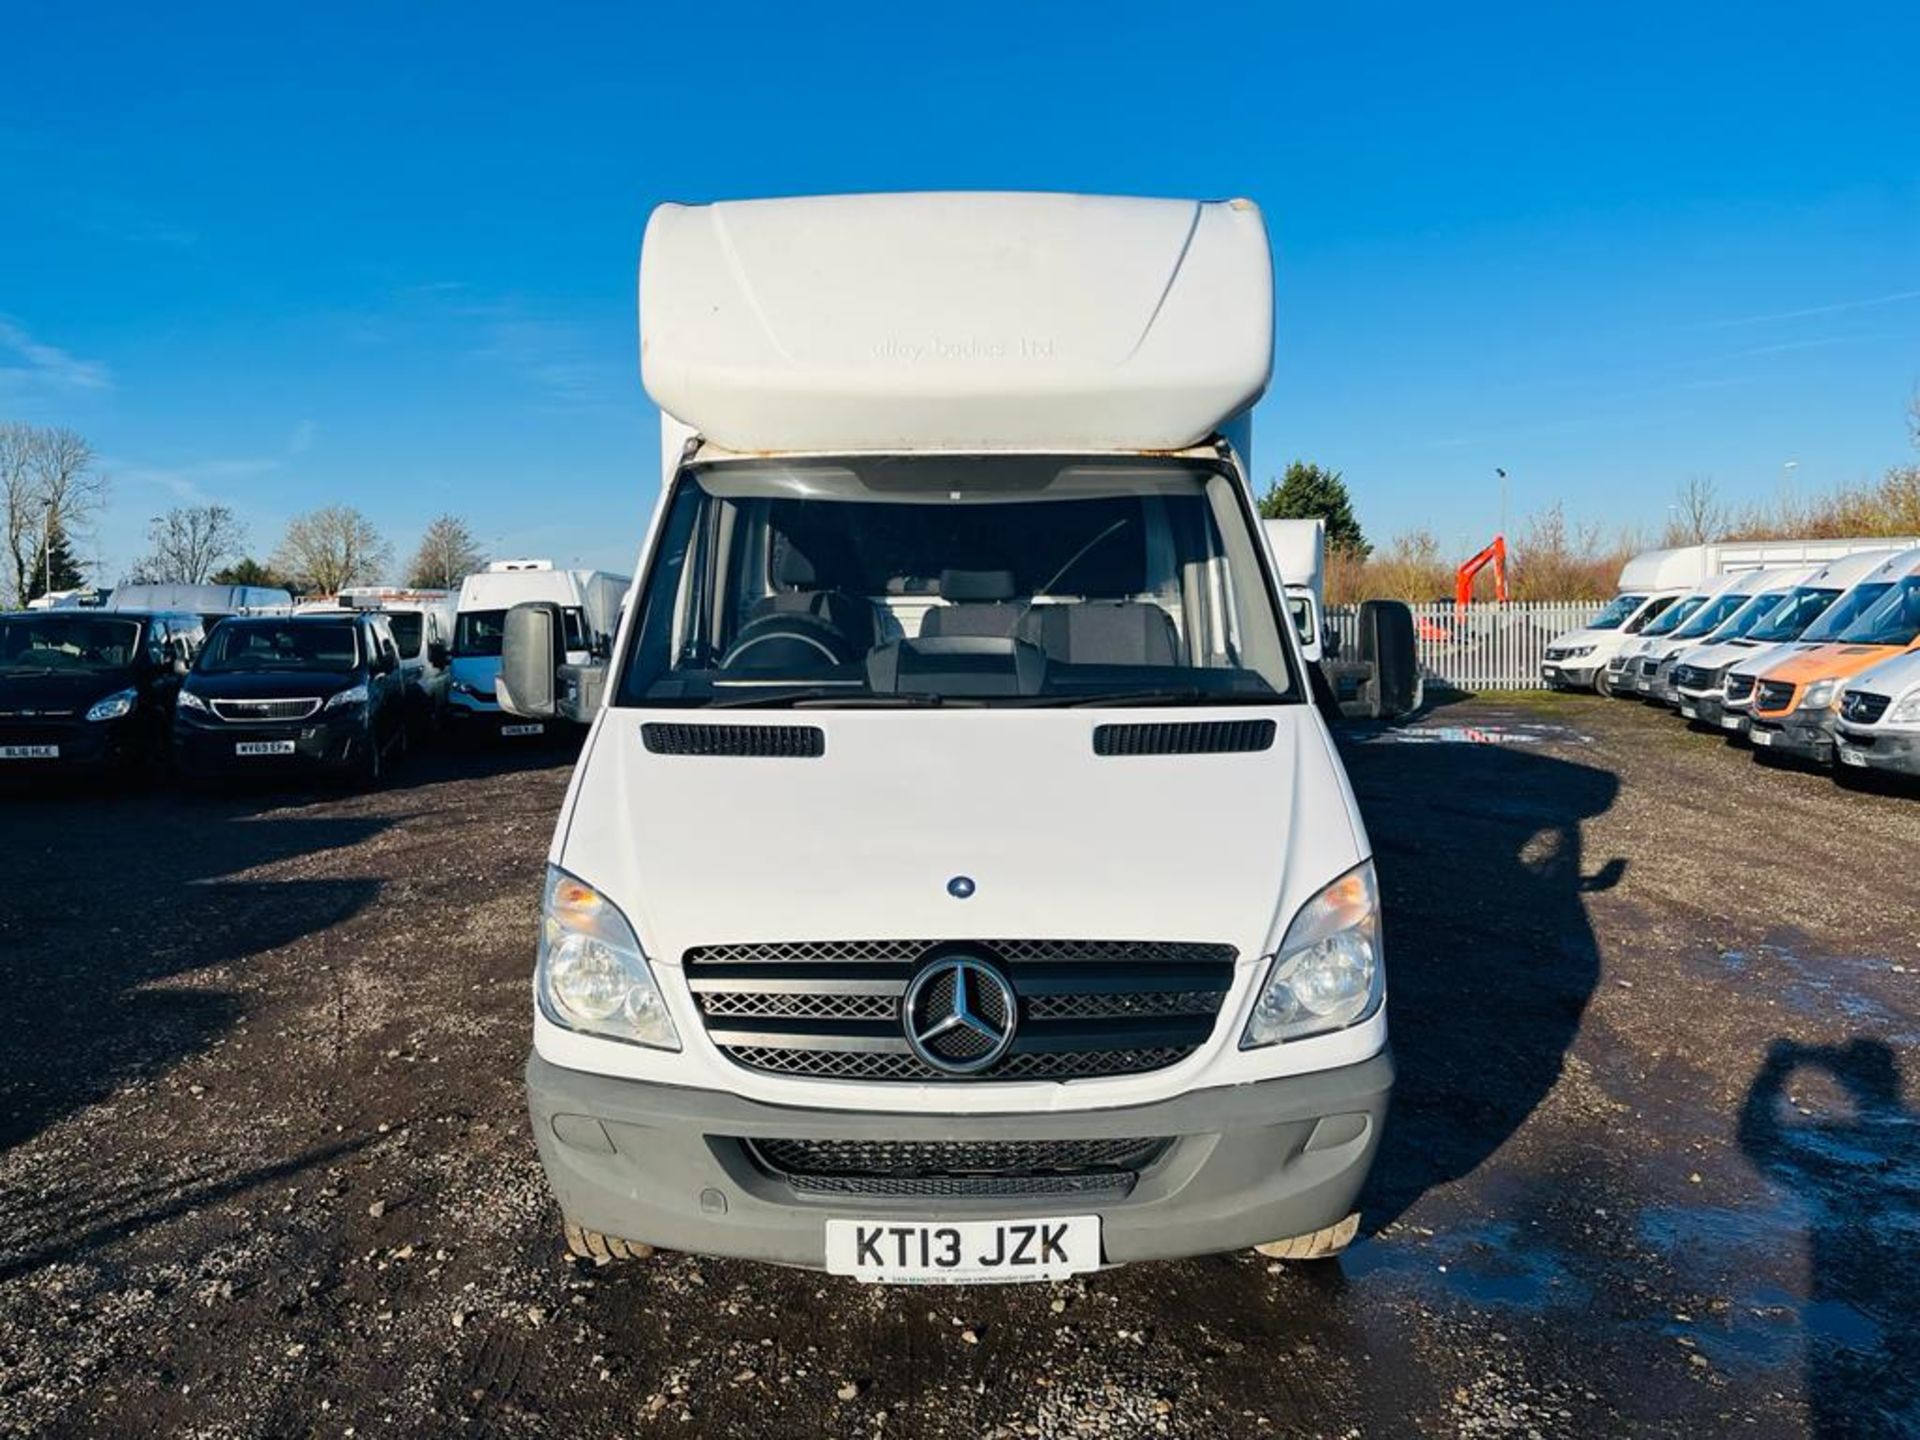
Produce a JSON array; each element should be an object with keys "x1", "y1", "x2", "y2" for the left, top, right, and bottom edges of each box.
[{"x1": 638, "y1": 191, "x2": 1273, "y2": 454}]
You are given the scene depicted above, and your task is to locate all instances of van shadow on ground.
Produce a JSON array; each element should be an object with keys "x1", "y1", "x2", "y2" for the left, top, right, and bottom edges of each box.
[
  {"x1": 1338, "y1": 729, "x2": 1622, "y2": 1228},
  {"x1": 1738, "y1": 1038, "x2": 1920, "y2": 1437},
  {"x1": 0, "y1": 793, "x2": 389, "y2": 1156}
]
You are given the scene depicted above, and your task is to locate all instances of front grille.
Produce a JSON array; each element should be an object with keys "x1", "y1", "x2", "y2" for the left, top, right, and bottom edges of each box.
[
  {"x1": 1726, "y1": 674, "x2": 1756, "y2": 703},
  {"x1": 685, "y1": 938, "x2": 1235, "y2": 1083},
  {"x1": 1092, "y1": 720, "x2": 1275, "y2": 756},
  {"x1": 1842, "y1": 690, "x2": 1890, "y2": 725},
  {"x1": 1673, "y1": 665, "x2": 1707, "y2": 691},
  {"x1": 642, "y1": 722, "x2": 824, "y2": 758},
  {"x1": 210, "y1": 697, "x2": 320, "y2": 723},
  {"x1": 747, "y1": 1135, "x2": 1166, "y2": 1197},
  {"x1": 1755, "y1": 680, "x2": 1796, "y2": 713},
  {"x1": 1639, "y1": 658, "x2": 1659, "y2": 677}
]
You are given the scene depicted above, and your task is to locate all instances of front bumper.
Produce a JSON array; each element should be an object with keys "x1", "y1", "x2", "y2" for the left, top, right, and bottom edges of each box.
[
  {"x1": 1835, "y1": 726, "x2": 1920, "y2": 777},
  {"x1": 527, "y1": 1048, "x2": 1394, "y2": 1269},
  {"x1": 172, "y1": 713, "x2": 365, "y2": 776},
  {"x1": 1748, "y1": 711, "x2": 1836, "y2": 763},
  {"x1": 1676, "y1": 691, "x2": 1725, "y2": 727},
  {"x1": 0, "y1": 719, "x2": 139, "y2": 776},
  {"x1": 447, "y1": 700, "x2": 551, "y2": 739},
  {"x1": 1540, "y1": 659, "x2": 1599, "y2": 689}
]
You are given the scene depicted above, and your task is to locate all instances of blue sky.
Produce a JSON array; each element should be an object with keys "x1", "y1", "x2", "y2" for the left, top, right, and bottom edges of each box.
[{"x1": 3, "y1": 1, "x2": 1917, "y2": 581}]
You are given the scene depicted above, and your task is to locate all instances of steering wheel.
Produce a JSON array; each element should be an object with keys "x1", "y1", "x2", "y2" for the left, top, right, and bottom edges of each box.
[{"x1": 718, "y1": 613, "x2": 857, "y2": 671}]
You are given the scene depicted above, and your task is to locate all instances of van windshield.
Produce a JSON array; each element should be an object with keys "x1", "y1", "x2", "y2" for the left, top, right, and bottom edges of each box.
[
  {"x1": 1703, "y1": 590, "x2": 1787, "y2": 642},
  {"x1": 1587, "y1": 593, "x2": 1646, "y2": 631},
  {"x1": 1838, "y1": 575, "x2": 1920, "y2": 647},
  {"x1": 1642, "y1": 596, "x2": 1705, "y2": 637},
  {"x1": 1800, "y1": 582, "x2": 1894, "y2": 644},
  {"x1": 1673, "y1": 592, "x2": 1752, "y2": 641},
  {"x1": 615, "y1": 456, "x2": 1296, "y2": 707},
  {"x1": 1746, "y1": 586, "x2": 1839, "y2": 643},
  {"x1": 0, "y1": 615, "x2": 141, "y2": 674},
  {"x1": 197, "y1": 621, "x2": 358, "y2": 673}
]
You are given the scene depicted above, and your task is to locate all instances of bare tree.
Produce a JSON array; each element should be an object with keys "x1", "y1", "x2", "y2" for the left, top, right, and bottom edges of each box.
[
  {"x1": 407, "y1": 513, "x2": 486, "y2": 588},
  {"x1": 271, "y1": 505, "x2": 392, "y2": 595},
  {"x1": 137, "y1": 503, "x2": 249, "y2": 584},
  {"x1": 1, "y1": 423, "x2": 109, "y2": 606},
  {"x1": 1664, "y1": 474, "x2": 1727, "y2": 547}
]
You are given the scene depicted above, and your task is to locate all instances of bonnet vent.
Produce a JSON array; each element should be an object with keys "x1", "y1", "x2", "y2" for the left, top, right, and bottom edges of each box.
[
  {"x1": 1092, "y1": 719, "x2": 1276, "y2": 756},
  {"x1": 642, "y1": 723, "x2": 825, "y2": 758}
]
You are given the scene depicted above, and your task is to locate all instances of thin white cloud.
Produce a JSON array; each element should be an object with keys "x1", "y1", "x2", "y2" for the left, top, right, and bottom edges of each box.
[
  {"x1": 0, "y1": 316, "x2": 113, "y2": 393},
  {"x1": 287, "y1": 419, "x2": 318, "y2": 455},
  {"x1": 1692, "y1": 288, "x2": 1920, "y2": 330}
]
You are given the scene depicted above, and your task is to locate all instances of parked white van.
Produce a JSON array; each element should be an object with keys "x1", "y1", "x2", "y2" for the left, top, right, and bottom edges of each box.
[
  {"x1": 1673, "y1": 552, "x2": 1893, "y2": 730},
  {"x1": 1540, "y1": 548, "x2": 1701, "y2": 694},
  {"x1": 105, "y1": 582, "x2": 293, "y2": 624},
  {"x1": 508, "y1": 193, "x2": 1391, "y2": 1280},
  {"x1": 449, "y1": 561, "x2": 628, "y2": 739},
  {"x1": 1834, "y1": 649, "x2": 1920, "y2": 778}
]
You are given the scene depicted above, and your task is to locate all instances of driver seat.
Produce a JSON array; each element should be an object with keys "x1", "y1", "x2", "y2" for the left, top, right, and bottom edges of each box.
[{"x1": 745, "y1": 540, "x2": 877, "y2": 653}]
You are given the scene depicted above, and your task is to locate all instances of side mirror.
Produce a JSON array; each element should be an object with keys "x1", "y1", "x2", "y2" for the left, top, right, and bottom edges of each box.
[
  {"x1": 499, "y1": 601, "x2": 564, "y2": 718},
  {"x1": 427, "y1": 640, "x2": 450, "y2": 668},
  {"x1": 172, "y1": 656, "x2": 190, "y2": 677}
]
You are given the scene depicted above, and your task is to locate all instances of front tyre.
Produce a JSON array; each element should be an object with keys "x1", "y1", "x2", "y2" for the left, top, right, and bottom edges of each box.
[
  {"x1": 1254, "y1": 1212, "x2": 1360, "y2": 1262},
  {"x1": 1592, "y1": 669, "x2": 1613, "y2": 699}
]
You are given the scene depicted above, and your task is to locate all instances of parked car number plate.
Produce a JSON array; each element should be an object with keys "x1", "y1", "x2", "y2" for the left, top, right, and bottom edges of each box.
[
  {"x1": 235, "y1": 740, "x2": 297, "y2": 756},
  {"x1": 1751, "y1": 730, "x2": 1773, "y2": 746},
  {"x1": 825, "y1": 1215, "x2": 1100, "y2": 1285},
  {"x1": 500, "y1": 723, "x2": 544, "y2": 737},
  {"x1": 1679, "y1": 703, "x2": 1697, "y2": 719},
  {"x1": 0, "y1": 744, "x2": 58, "y2": 759},
  {"x1": 1720, "y1": 715, "x2": 1744, "y2": 730},
  {"x1": 1839, "y1": 747, "x2": 1867, "y2": 768}
]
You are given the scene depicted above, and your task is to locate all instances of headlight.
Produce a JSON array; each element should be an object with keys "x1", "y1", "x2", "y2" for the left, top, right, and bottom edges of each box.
[
  {"x1": 1888, "y1": 689, "x2": 1920, "y2": 724},
  {"x1": 1801, "y1": 680, "x2": 1837, "y2": 710},
  {"x1": 85, "y1": 688, "x2": 137, "y2": 722},
  {"x1": 176, "y1": 688, "x2": 208, "y2": 713},
  {"x1": 1243, "y1": 860, "x2": 1383, "y2": 1047},
  {"x1": 537, "y1": 866, "x2": 678, "y2": 1050},
  {"x1": 1565, "y1": 644, "x2": 1594, "y2": 658},
  {"x1": 325, "y1": 683, "x2": 369, "y2": 711}
]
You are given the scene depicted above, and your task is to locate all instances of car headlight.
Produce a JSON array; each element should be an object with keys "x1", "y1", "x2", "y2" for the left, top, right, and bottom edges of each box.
[
  {"x1": 325, "y1": 683, "x2": 369, "y2": 711},
  {"x1": 1888, "y1": 689, "x2": 1920, "y2": 724},
  {"x1": 537, "y1": 866, "x2": 678, "y2": 1050},
  {"x1": 1801, "y1": 680, "x2": 1837, "y2": 710},
  {"x1": 176, "y1": 688, "x2": 208, "y2": 713},
  {"x1": 1565, "y1": 644, "x2": 1594, "y2": 658},
  {"x1": 1243, "y1": 860, "x2": 1383, "y2": 1047},
  {"x1": 85, "y1": 688, "x2": 137, "y2": 722}
]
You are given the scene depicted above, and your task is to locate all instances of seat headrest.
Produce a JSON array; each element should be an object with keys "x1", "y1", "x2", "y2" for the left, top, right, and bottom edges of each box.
[
  {"x1": 939, "y1": 568, "x2": 1016, "y2": 603},
  {"x1": 773, "y1": 540, "x2": 817, "y2": 589}
]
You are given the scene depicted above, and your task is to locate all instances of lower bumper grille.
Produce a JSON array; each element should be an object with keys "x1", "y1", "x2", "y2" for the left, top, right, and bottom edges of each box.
[
  {"x1": 685, "y1": 938, "x2": 1235, "y2": 1083},
  {"x1": 747, "y1": 1136, "x2": 1167, "y2": 1198}
]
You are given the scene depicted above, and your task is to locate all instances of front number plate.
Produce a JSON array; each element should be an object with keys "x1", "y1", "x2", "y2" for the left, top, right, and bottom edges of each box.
[
  {"x1": 1840, "y1": 748, "x2": 1868, "y2": 768},
  {"x1": 235, "y1": 740, "x2": 296, "y2": 756},
  {"x1": 1679, "y1": 703, "x2": 1697, "y2": 719},
  {"x1": 1720, "y1": 714, "x2": 1743, "y2": 730},
  {"x1": 1751, "y1": 730, "x2": 1773, "y2": 746},
  {"x1": 500, "y1": 723, "x2": 544, "y2": 737},
  {"x1": 825, "y1": 1215, "x2": 1100, "y2": 1285},
  {"x1": 0, "y1": 744, "x2": 58, "y2": 759}
]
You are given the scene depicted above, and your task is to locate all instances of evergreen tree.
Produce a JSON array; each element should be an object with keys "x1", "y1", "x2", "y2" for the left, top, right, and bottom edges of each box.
[
  {"x1": 27, "y1": 518, "x2": 84, "y2": 599},
  {"x1": 210, "y1": 557, "x2": 283, "y2": 587},
  {"x1": 1256, "y1": 462, "x2": 1371, "y2": 557}
]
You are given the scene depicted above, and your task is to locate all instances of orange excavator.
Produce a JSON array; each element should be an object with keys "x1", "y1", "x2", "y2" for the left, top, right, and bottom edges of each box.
[{"x1": 1456, "y1": 534, "x2": 1510, "y2": 608}]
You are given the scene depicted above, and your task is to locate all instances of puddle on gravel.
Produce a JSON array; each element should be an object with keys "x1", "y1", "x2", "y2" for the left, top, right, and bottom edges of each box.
[
  {"x1": 1357, "y1": 722, "x2": 1593, "y2": 747},
  {"x1": 1340, "y1": 1220, "x2": 1593, "y2": 1313},
  {"x1": 1710, "y1": 939, "x2": 1917, "y2": 1043}
]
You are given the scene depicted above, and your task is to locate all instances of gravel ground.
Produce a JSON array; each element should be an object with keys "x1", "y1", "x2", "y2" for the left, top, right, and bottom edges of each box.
[{"x1": 0, "y1": 696, "x2": 1915, "y2": 1439}]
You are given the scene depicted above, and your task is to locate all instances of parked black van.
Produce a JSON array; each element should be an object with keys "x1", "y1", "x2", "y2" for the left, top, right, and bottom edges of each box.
[
  {"x1": 172, "y1": 612, "x2": 408, "y2": 787},
  {"x1": 0, "y1": 609, "x2": 206, "y2": 781}
]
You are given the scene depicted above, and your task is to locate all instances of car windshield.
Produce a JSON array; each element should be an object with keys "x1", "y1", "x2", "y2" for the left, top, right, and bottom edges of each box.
[
  {"x1": 197, "y1": 621, "x2": 358, "y2": 673},
  {"x1": 0, "y1": 615, "x2": 141, "y2": 674},
  {"x1": 615, "y1": 455, "x2": 1296, "y2": 707},
  {"x1": 1746, "y1": 586, "x2": 1840, "y2": 643},
  {"x1": 1838, "y1": 575, "x2": 1920, "y2": 647},
  {"x1": 1587, "y1": 593, "x2": 1646, "y2": 631},
  {"x1": 1673, "y1": 592, "x2": 1751, "y2": 640},
  {"x1": 1800, "y1": 581, "x2": 1894, "y2": 643},
  {"x1": 1704, "y1": 590, "x2": 1788, "y2": 642},
  {"x1": 1642, "y1": 595, "x2": 1705, "y2": 637}
]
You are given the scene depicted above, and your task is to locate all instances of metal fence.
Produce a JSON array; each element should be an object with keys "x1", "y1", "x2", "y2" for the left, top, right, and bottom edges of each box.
[{"x1": 1328, "y1": 600, "x2": 1603, "y2": 691}]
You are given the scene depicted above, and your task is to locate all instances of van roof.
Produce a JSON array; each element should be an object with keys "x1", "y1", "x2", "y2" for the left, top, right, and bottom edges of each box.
[{"x1": 639, "y1": 192, "x2": 1273, "y2": 454}]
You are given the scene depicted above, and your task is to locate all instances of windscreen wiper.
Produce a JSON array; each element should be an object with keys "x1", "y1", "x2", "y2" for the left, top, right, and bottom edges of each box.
[
  {"x1": 709, "y1": 687, "x2": 956, "y2": 709},
  {"x1": 1029, "y1": 687, "x2": 1282, "y2": 708}
]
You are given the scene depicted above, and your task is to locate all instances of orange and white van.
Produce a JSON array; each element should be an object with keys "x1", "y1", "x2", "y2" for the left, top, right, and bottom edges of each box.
[{"x1": 1748, "y1": 548, "x2": 1920, "y2": 764}]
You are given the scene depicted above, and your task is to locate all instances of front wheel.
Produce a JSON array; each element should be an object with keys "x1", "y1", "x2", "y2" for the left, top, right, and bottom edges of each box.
[
  {"x1": 1254, "y1": 1212, "x2": 1360, "y2": 1262},
  {"x1": 1592, "y1": 669, "x2": 1613, "y2": 699}
]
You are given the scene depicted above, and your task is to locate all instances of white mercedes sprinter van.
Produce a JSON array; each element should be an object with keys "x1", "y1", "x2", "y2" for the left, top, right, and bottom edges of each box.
[{"x1": 519, "y1": 193, "x2": 1390, "y2": 1282}]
